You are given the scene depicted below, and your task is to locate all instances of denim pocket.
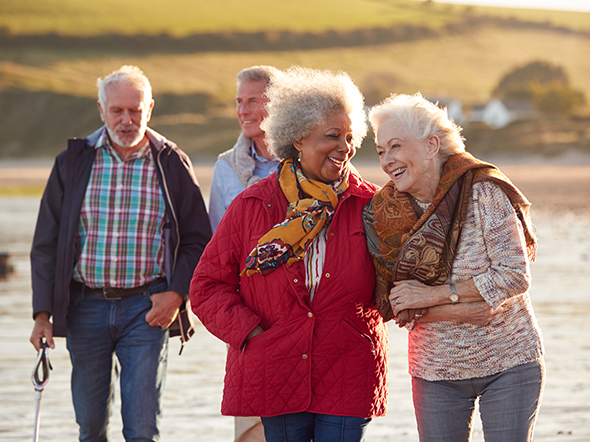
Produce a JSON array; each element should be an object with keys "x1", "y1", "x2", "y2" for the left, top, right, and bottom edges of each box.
[{"x1": 68, "y1": 288, "x2": 84, "y2": 308}]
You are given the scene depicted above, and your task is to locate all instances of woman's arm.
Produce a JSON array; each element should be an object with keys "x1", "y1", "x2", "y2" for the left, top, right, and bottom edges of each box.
[
  {"x1": 420, "y1": 302, "x2": 502, "y2": 326},
  {"x1": 391, "y1": 181, "x2": 532, "y2": 324},
  {"x1": 390, "y1": 278, "x2": 483, "y2": 316},
  {"x1": 189, "y1": 197, "x2": 262, "y2": 349},
  {"x1": 468, "y1": 181, "x2": 532, "y2": 310},
  {"x1": 393, "y1": 300, "x2": 502, "y2": 328}
]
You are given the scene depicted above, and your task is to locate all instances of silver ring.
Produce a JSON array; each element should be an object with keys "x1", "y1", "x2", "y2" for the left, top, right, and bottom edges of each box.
[
  {"x1": 414, "y1": 313, "x2": 423, "y2": 319},
  {"x1": 395, "y1": 299, "x2": 401, "y2": 305}
]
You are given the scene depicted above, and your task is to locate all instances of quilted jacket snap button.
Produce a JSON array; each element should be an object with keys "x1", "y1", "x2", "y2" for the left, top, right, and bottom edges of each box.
[
  {"x1": 302, "y1": 354, "x2": 308, "y2": 359},
  {"x1": 308, "y1": 312, "x2": 313, "y2": 317},
  {"x1": 293, "y1": 278, "x2": 298, "y2": 283},
  {"x1": 325, "y1": 273, "x2": 330, "y2": 278}
]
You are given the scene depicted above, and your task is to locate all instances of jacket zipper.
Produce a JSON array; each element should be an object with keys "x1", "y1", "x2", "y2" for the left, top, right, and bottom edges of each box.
[
  {"x1": 362, "y1": 332, "x2": 377, "y2": 356},
  {"x1": 156, "y1": 148, "x2": 180, "y2": 274},
  {"x1": 344, "y1": 319, "x2": 377, "y2": 356},
  {"x1": 156, "y1": 147, "x2": 188, "y2": 351}
]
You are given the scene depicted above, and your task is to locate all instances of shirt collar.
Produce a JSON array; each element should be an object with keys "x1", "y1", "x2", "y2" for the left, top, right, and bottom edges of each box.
[
  {"x1": 250, "y1": 139, "x2": 278, "y2": 163},
  {"x1": 96, "y1": 128, "x2": 151, "y2": 161}
]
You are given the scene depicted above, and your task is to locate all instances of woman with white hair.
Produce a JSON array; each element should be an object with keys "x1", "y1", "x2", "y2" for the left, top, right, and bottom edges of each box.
[
  {"x1": 190, "y1": 67, "x2": 387, "y2": 441},
  {"x1": 363, "y1": 93, "x2": 545, "y2": 441}
]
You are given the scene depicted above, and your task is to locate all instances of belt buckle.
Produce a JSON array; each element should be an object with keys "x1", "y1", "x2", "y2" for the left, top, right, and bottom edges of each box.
[{"x1": 102, "y1": 287, "x2": 122, "y2": 300}]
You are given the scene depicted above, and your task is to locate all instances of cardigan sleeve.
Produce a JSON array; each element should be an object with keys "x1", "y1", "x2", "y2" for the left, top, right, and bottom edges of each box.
[{"x1": 470, "y1": 181, "x2": 531, "y2": 310}]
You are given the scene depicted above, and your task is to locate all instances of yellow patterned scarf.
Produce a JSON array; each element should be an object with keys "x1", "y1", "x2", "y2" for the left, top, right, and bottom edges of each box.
[
  {"x1": 363, "y1": 152, "x2": 537, "y2": 320},
  {"x1": 241, "y1": 158, "x2": 349, "y2": 276}
]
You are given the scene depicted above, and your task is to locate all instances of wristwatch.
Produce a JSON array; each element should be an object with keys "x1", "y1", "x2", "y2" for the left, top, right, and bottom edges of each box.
[{"x1": 449, "y1": 283, "x2": 459, "y2": 304}]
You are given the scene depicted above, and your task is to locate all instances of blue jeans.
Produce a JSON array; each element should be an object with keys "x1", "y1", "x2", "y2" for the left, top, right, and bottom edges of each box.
[
  {"x1": 261, "y1": 412, "x2": 371, "y2": 442},
  {"x1": 66, "y1": 281, "x2": 169, "y2": 442},
  {"x1": 412, "y1": 359, "x2": 545, "y2": 442}
]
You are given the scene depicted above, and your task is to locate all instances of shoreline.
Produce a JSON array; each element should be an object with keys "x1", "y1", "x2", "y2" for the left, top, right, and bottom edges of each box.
[{"x1": 6, "y1": 153, "x2": 589, "y2": 215}]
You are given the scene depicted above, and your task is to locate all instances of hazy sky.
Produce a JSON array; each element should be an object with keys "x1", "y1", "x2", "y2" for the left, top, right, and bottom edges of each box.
[{"x1": 430, "y1": 0, "x2": 590, "y2": 12}]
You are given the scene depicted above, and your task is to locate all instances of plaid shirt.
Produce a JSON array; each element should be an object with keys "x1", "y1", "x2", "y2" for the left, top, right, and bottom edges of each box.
[{"x1": 73, "y1": 131, "x2": 165, "y2": 288}]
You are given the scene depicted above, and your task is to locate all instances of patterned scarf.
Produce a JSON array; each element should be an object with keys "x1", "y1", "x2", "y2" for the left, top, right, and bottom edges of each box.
[
  {"x1": 241, "y1": 158, "x2": 349, "y2": 276},
  {"x1": 363, "y1": 152, "x2": 537, "y2": 321}
]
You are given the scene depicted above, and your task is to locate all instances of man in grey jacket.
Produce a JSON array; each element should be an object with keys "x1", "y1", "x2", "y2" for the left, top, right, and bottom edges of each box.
[
  {"x1": 208, "y1": 65, "x2": 281, "y2": 232},
  {"x1": 208, "y1": 65, "x2": 280, "y2": 442},
  {"x1": 29, "y1": 65, "x2": 211, "y2": 441}
]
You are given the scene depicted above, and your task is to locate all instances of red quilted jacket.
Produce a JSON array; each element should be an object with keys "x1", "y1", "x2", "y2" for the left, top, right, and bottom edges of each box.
[{"x1": 190, "y1": 169, "x2": 388, "y2": 418}]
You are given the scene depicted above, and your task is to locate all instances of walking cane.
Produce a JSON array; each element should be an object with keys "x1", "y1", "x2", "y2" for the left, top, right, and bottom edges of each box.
[{"x1": 31, "y1": 338, "x2": 52, "y2": 442}]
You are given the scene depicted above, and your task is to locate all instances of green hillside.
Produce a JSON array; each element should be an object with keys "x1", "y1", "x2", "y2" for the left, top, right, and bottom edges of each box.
[
  {"x1": 0, "y1": 0, "x2": 455, "y2": 36},
  {"x1": 2, "y1": 0, "x2": 590, "y2": 35},
  {"x1": 0, "y1": 0, "x2": 589, "y2": 159}
]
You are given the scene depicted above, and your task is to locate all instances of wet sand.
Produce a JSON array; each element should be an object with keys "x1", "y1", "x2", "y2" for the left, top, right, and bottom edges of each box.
[{"x1": 0, "y1": 155, "x2": 589, "y2": 441}]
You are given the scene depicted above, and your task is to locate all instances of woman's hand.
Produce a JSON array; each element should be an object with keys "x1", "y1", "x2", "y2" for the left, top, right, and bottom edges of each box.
[
  {"x1": 394, "y1": 308, "x2": 428, "y2": 328},
  {"x1": 390, "y1": 279, "x2": 486, "y2": 317},
  {"x1": 389, "y1": 280, "x2": 442, "y2": 315},
  {"x1": 246, "y1": 325, "x2": 264, "y2": 340}
]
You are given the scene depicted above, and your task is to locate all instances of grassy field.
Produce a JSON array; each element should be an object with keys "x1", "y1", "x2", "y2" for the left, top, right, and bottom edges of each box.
[
  {"x1": 1, "y1": 1, "x2": 589, "y2": 158},
  {"x1": 0, "y1": 0, "x2": 455, "y2": 36},
  {"x1": 2, "y1": 27, "x2": 589, "y2": 105},
  {"x1": 2, "y1": 0, "x2": 590, "y2": 36}
]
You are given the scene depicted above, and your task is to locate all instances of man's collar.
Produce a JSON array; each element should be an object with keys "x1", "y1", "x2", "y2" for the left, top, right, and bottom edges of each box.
[
  {"x1": 250, "y1": 139, "x2": 278, "y2": 163},
  {"x1": 96, "y1": 128, "x2": 150, "y2": 161}
]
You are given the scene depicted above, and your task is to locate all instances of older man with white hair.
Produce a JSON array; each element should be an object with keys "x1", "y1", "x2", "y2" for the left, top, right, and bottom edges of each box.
[{"x1": 29, "y1": 65, "x2": 211, "y2": 441}]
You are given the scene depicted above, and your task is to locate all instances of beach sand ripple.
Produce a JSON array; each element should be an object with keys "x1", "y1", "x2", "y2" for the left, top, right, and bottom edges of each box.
[{"x1": 0, "y1": 158, "x2": 588, "y2": 441}]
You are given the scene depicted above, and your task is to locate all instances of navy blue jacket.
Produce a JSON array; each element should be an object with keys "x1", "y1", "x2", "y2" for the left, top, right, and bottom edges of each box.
[{"x1": 31, "y1": 127, "x2": 212, "y2": 343}]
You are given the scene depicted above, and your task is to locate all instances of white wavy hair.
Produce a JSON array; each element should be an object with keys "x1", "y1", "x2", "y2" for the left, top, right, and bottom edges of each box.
[
  {"x1": 261, "y1": 66, "x2": 367, "y2": 160},
  {"x1": 97, "y1": 65, "x2": 152, "y2": 108},
  {"x1": 369, "y1": 93, "x2": 465, "y2": 159}
]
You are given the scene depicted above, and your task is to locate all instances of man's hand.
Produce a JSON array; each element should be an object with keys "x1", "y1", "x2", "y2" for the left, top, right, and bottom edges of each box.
[
  {"x1": 30, "y1": 312, "x2": 55, "y2": 351},
  {"x1": 145, "y1": 291, "x2": 183, "y2": 329}
]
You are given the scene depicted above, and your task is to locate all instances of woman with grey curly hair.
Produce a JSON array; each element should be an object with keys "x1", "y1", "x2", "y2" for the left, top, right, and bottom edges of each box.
[
  {"x1": 261, "y1": 66, "x2": 367, "y2": 162},
  {"x1": 364, "y1": 93, "x2": 544, "y2": 441},
  {"x1": 191, "y1": 67, "x2": 388, "y2": 441}
]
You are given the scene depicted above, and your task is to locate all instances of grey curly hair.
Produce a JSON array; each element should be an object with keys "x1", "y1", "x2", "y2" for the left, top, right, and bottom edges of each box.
[
  {"x1": 369, "y1": 93, "x2": 465, "y2": 159},
  {"x1": 261, "y1": 66, "x2": 367, "y2": 160}
]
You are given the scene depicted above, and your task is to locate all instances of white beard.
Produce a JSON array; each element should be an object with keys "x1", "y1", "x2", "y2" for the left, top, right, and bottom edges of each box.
[{"x1": 106, "y1": 122, "x2": 147, "y2": 149}]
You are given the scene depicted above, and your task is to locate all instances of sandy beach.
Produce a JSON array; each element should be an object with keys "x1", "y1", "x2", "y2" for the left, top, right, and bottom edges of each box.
[{"x1": 0, "y1": 154, "x2": 589, "y2": 441}]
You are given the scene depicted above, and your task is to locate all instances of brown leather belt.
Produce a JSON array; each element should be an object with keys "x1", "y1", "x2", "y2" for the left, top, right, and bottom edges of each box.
[{"x1": 70, "y1": 277, "x2": 166, "y2": 300}]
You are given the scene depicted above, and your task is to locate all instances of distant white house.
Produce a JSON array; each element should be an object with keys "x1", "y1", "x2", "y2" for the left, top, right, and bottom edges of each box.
[
  {"x1": 427, "y1": 96, "x2": 467, "y2": 125},
  {"x1": 469, "y1": 98, "x2": 538, "y2": 129}
]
